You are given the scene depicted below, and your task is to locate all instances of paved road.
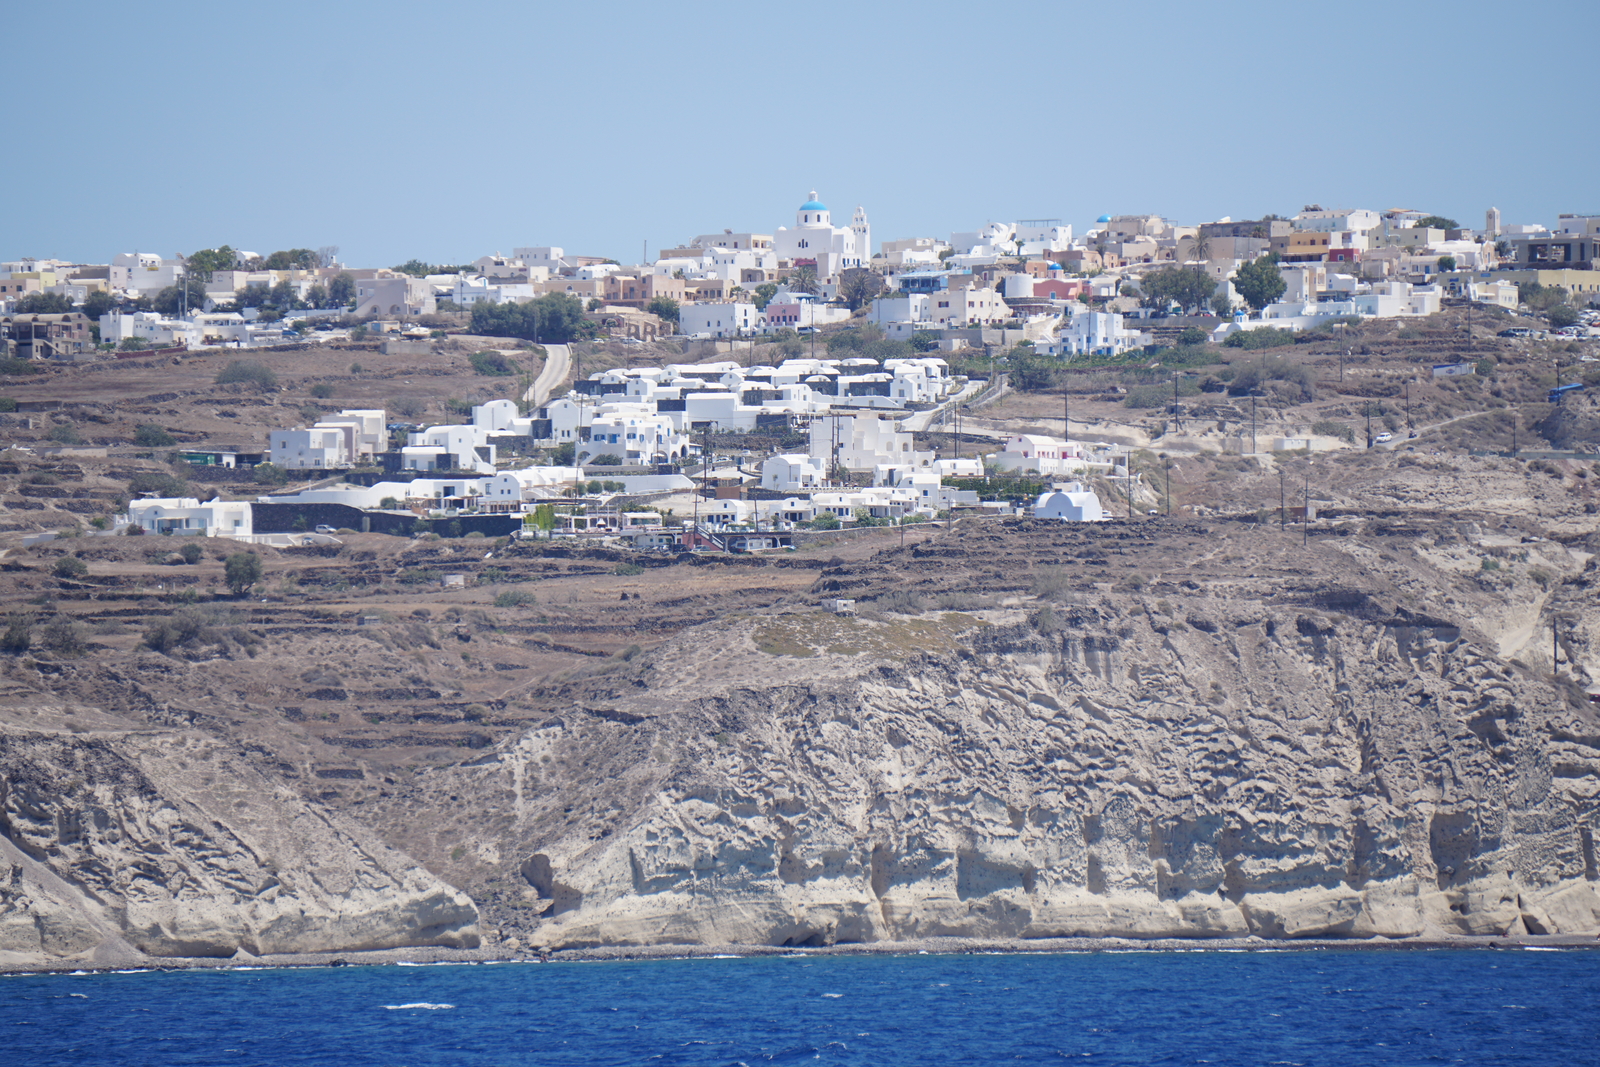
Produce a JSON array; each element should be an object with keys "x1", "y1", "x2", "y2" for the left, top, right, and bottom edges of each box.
[
  {"x1": 899, "y1": 377, "x2": 993, "y2": 433},
  {"x1": 524, "y1": 343, "x2": 571, "y2": 409}
]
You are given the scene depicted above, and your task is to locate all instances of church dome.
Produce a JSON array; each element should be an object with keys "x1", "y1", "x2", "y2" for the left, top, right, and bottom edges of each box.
[
  {"x1": 1096, "y1": 214, "x2": 1112, "y2": 223},
  {"x1": 800, "y1": 192, "x2": 828, "y2": 211}
]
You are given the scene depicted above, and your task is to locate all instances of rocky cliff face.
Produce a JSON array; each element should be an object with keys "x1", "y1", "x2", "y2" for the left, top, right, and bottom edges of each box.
[
  {"x1": 383, "y1": 521, "x2": 1600, "y2": 950},
  {"x1": 0, "y1": 727, "x2": 479, "y2": 965}
]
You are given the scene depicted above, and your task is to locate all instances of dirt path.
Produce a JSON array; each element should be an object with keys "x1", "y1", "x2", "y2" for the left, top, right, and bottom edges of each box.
[{"x1": 525, "y1": 344, "x2": 571, "y2": 409}]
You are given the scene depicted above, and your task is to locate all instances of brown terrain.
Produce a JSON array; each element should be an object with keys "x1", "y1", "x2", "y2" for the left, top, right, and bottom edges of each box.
[{"x1": 4, "y1": 307, "x2": 1600, "y2": 967}]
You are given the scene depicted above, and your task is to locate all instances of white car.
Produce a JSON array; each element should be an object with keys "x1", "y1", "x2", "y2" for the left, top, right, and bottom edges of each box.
[
  {"x1": 1375, "y1": 432, "x2": 1394, "y2": 444},
  {"x1": 314, "y1": 524, "x2": 338, "y2": 534}
]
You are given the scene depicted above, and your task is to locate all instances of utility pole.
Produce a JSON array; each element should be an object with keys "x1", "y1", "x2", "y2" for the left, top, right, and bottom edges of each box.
[
  {"x1": 1553, "y1": 615, "x2": 1559, "y2": 676},
  {"x1": 1279, "y1": 468, "x2": 1285, "y2": 530},
  {"x1": 1250, "y1": 392, "x2": 1257, "y2": 455},
  {"x1": 1162, "y1": 453, "x2": 1171, "y2": 516},
  {"x1": 1303, "y1": 468, "x2": 1309, "y2": 548},
  {"x1": 1366, "y1": 402, "x2": 1373, "y2": 448}
]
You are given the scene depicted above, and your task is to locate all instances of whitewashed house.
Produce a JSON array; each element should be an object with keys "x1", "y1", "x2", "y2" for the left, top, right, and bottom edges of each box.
[{"x1": 125, "y1": 497, "x2": 252, "y2": 537}]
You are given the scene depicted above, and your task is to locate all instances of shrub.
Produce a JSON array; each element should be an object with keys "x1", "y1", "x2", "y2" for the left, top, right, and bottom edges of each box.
[
  {"x1": 1227, "y1": 357, "x2": 1316, "y2": 401},
  {"x1": 133, "y1": 424, "x2": 176, "y2": 447},
  {"x1": 613, "y1": 562, "x2": 645, "y2": 576},
  {"x1": 494, "y1": 590, "x2": 536, "y2": 608},
  {"x1": 1480, "y1": 557, "x2": 1501, "y2": 572},
  {"x1": 589, "y1": 453, "x2": 622, "y2": 466},
  {"x1": 805, "y1": 512, "x2": 841, "y2": 530},
  {"x1": 1, "y1": 615, "x2": 32, "y2": 653},
  {"x1": 1176, "y1": 327, "x2": 1209, "y2": 346},
  {"x1": 128, "y1": 472, "x2": 189, "y2": 497},
  {"x1": 252, "y1": 462, "x2": 289, "y2": 486},
  {"x1": 468, "y1": 350, "x2": 519, "y2": 376},
  {"x1": 1310, "y1": 419, "x2": 1356, "y2": 443},
  {"x1": 215, "y1": 360, "x2": 278, "y2": 391},
  {"x1": 349, "y1": 362, "x2": 364, "y2": 373},
  {"x1": 1223, "y1": 328, "x2": 1297, "y2": 351},
  {"x1": 48, "y1": 424, "x2": 85, "y2": 445},
  {"x1": 309, "y1": 383, "x2": 334, "y2": 399},
  {"x1": 398, "y1": 568, "x2": 440, "y2": 584},
  {"x1": 0, "y1": 398, "x2": 16, "y2": 412},
  {"x1": 37, "y1": 617, "x2": 86, "y2": 657},
  {"x1": 0, "y1": 358, "x2": 39, "y2": 376},
  {"x1": 53, "y1": 556, "x2": 88, "y2": 579},
  {"x1": 143, "y1": 608, "x2": 210, "y2": 653},
  {"x1": 178, "y1": 542, "x2": 203, "y2": 564}
]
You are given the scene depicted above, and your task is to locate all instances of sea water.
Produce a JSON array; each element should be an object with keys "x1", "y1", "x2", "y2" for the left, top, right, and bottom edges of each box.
[{"x1": 5, "y1": 948, "x2": 1598, "y2": 1065}]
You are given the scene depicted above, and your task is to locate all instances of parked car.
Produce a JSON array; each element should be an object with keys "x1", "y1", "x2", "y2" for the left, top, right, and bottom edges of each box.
[
  {"x1": 1498, "y1": 327, "x2": 1533, "y2": 338},
  {"x1": 314, "y1": 524, "x2": 337, "y2": 534},
  {"x1": 1375, "y1": 432, "x2": 1394, "y2": 444}
]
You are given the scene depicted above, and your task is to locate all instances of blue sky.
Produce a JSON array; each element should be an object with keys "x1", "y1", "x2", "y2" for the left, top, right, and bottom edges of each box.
[{"x1": 7, "y1": 0, "x2": 1595, "y2": 268}]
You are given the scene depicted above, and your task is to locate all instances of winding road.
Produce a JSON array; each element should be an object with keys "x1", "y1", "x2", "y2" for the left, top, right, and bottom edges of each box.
[{"x1": 523, "y1": 343, "x2": 571, "y2": 409}]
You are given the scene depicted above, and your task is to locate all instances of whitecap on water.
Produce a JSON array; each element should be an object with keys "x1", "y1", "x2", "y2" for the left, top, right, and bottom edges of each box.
[
  {"x1": 384, "y1": 1003, "x2": 455, "y2": 1010},
  {"x1": 821, "y1": 993, "x2": 843, "y2": 998}
]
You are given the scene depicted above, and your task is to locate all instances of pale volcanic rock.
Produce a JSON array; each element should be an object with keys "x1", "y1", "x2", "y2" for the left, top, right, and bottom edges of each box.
[{"x1": 0, "y1": 728, "x2": 479, "y2": 964}]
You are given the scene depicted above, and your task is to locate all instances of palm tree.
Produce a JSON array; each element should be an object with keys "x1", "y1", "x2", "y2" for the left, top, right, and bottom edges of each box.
[{"x1": 1188, "y1": 231, "x2": 1213, "y2": 263}]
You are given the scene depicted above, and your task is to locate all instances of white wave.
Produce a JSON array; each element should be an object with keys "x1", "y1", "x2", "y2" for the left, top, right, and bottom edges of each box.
[
  {"x1": 821, "y1": 993, "x2": 844, "y2": 999},
  {"x1": 384, "y1": 1003, "x2": 455, "y2": 1010}
]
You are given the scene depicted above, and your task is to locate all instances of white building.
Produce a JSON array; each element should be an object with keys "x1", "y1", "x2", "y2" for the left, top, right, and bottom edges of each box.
[
  {"x1": 988, "y1": 435, "x2": 1087, "y2": 476},
  {"x1": 1038, "y1": 310, "x2": 1145, "y2": 357},
  {"x1": 1035, "y1": 487, "x2": 1105, "y2": 522},
  {"x1": 771, "y1": 192, "x2": 869, "y2": 278},
  {"x1": 125, "y1": 497, "x2": 252, "y2": 537},
  {"x1": 111, "y1": 253, "x2": 184, "y2": 293},
  {"x1": 680, "y1": 302, "x2": 757, "y2": 338},
  {"x1": 760, "y1": 453, "x2": 828, "y2": 491},
  {"x1": 270, "y1": 426, "x2": 353, "y2": 470}
]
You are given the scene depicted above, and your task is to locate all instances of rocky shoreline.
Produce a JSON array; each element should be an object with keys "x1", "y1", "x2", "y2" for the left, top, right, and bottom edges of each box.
[{"x1": 7, "y1": 930, "x2": 1599, "y2": 977}]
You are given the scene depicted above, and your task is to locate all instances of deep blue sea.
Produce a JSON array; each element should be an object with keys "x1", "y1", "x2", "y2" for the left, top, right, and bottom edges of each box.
[{"x1": 5, "y1": 948, "x2": 1598, "y2": 1066}]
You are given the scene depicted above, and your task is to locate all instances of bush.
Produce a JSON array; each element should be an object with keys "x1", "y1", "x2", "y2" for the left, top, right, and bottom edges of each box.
[
  {"x1": 1223, "y1": 328, "x2": 1298, "y2": 351},
  {"x1": 0, "y1": 358, "x2": 40, "y2": 376},
  {"x1": 1227, "y1": 357, "x2": 1316, "y2": 402},
  {"x1": 53, "y1": 556, "x2": 88, "y2": 579},
  {"x1": 0, "y1": 398, "x2": 17, "y2": 413},
  {"x1": 1176, "y1": 327, "x2": 1209, "y2": 346},
  {"x1": 215, "y1": 360, "x2": 278, "y2": 391},
  {"x1": 134, "y1": 424, "x2": 176, "y2": 447},
  {"x1": 37, "y1": 617, "x2": 86, "y2": 657},
  {"x1": 398, "y1": 568, "x2": 440, "y2": 585},
  {"x1": 494, "y1": 590, "x2": 536, "y2": 608},
  {"x1": 252, "y1": 462, "x2": 289, "y2": 487},
  {"x1": 1310, "y1": 419, "x2": 1356, "y2": 443},
  {"x1": 1549, "y1": 306, "x2": 1580, "y2": 328},
  {"x1": 48, "y1": 424, "x2": 85, "y2": 445},
  {"x1": 805, "y1": 512, "x2": 842, "y2": 530},
  {"x1": 613, "y1": 562, "x2": 645, "y2": 576},
  {"x1": 349, "y1": 362, "x2": 364, "y2": 373},
  {"x1": 1, "y1": 615, "x2": 32, "y2": 653},
  {"x1": 143, "y1": 608, "x2": 210, "y2": 654},
  {"x1": 589, "y1": 453, "x2": 622, "y2": 466},
  {"x1": 468, "y1": 350, "x2": 519, "y2": 376},
  {"x1": 126, "y1": 471, "x2": 189, "y2": 498},
  {"x1": 178, "y1": 542, "x2": 204, "y2": 564},
  {"x1": 309, "y1": 383, "x2": 335, "y2": 399}
]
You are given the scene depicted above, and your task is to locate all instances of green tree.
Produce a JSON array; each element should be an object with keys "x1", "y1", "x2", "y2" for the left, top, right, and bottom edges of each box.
[
  {"x1": 184, "y1": 246, "x2": 238, "y2": 280},
  {"x1": 1414, "y1": 215, "x2": 1458, "y2": 231},
  {"x1": 224, "y1": 552, "x2": 262, "y2": 596},
  {"x1": 1231, "y1": 254, "x2": 1287, "y2": 313},
  {"x1": 787, "y1": 265, "x2": 818, "y2": 294},
  {"x1": 80, "y1": 289, "x2": 115, "y2": 325},
  {"x1": 134, "y1": 424, "x2": 176, "y2": 447},
  {"x1": 53, "y1": 555, "x2": 88, "y2": 579},
  {"x1": 15, "y1": 292, "x2": 75, "y2": 314},
  {"x1": 468, "y1": 350, "x2": 519, "y2": 376},
  {"x1": 1176, "y1": 327, "x2": 1208, "y2": 346},
  {"x1": 806, "y1": 511, "x2": 841, "y2": 530},
  {"x1": 1138, "y1": 266, "x2": 1215, "y2": 314},
  {"x1": 909, "y1": 331, "x2": 939, "y2": 352},
  {"x1": 1436, "y1": 256, "x2": 1456, "y2": 272},
  {"x1": 263, "y1": 249, "x2": 316, "y2": 271},
  {"x1": 752, "y1": 282, "x2": 778, "y2": 310},
  {"x1": 304, "y1": 282, "x2": 329, "y2": 308},
  {"x1": 328, "y1": 272, "x2": 355, "y2": 307},
  {"x1": 1187, "y1": 231, "x2": 1213, "y2": 262},
  {"x1": 152, "y1": 275, "x2": 209, "y2": 316},
  {"x1": 392, "y1": 259, "x2": 432, "y2": 277},
  {"x1": 309, "y1": 383, "x2": 334, "y2": 399},
  {"x1": 646, "y1": 296, "x2": 680, "y2": 324},
  {"x1": 838, "y1": 268, "x2": 885, "y2": 310},
  {"x1": 178, "y1": 542, "x2": 204, "y2": 564},
  {"x1": 49, "y1": 423, "x2": 85, "y2": 445},
  {"x1": 1211, "y1": 291, "x2": 1235, "y2": 318},
  {"x1": 469, "y1": 293, "x2": 594, "y2": 343},
  {"x1": 118, "y1": 336, "x2": 150, "y2": 352},
  {"x1": 1549, "y1": 305, "x2": 1580, "y2": 328}
]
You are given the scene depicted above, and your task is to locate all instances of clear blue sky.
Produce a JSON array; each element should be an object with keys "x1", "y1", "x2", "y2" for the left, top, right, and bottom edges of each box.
[{"x1": 7, "y1": 0, "x2": 1595, "y2": 268}]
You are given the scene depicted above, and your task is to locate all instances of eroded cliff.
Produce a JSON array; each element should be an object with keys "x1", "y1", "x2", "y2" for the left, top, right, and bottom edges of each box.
[{"x1": 0, "y1": 726, "x2": 479, "y2": 965}]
